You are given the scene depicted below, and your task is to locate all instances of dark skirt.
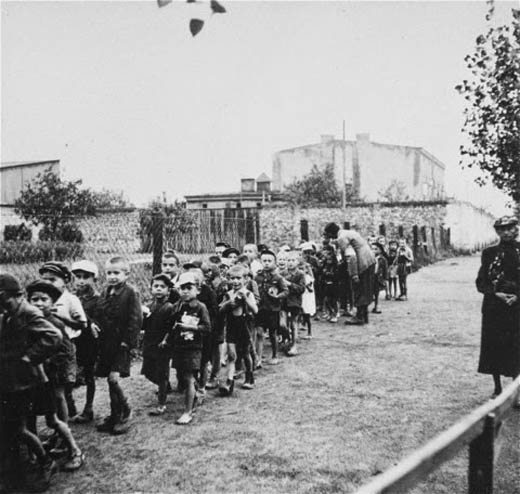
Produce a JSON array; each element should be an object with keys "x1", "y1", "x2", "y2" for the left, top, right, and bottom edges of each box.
[
  {"x1": 354, "y1": 265, "x2": 375, "y2": 307},
  {"x1": 141, "y1": 346, "x2": 171, "y2": 385},
  {"x1": 478, "y1": 305, "x2": 520, "y2": 377},
  {"x1": 171, "y1": 349, "x2": 201, "y2": 372}
]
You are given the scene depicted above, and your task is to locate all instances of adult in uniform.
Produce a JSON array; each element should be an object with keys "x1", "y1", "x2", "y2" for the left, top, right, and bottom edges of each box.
[{"x1": 476, "y1": 215, "x2": 520, "y2": 398}]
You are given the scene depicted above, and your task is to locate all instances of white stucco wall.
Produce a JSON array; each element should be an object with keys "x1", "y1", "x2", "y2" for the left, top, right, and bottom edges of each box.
[{"x1": 445, "y1": 201, "x2": 497, "y2": 250}]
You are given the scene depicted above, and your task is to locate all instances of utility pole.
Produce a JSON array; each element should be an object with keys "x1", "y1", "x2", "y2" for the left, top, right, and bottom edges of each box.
[{"x1": 342, "y1": 119, "x2": 346, "y2": 209}]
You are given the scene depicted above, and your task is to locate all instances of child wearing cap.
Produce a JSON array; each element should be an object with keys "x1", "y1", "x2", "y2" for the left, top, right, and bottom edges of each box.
[
  {"x1": 39, "y1": 261, "x2": 88, "y2": 418},
  {"x1": 160, "y1": 272, "x2": 210, "y2": 424},
  {"x1": 26, "y1": 280, "x2": 84, "y2": 471},
  {"x1": 0, "y1": 274, "x2": 62, "y2": 491},
  {"x1": 95, "y1": 257, "x2": 143, "y2": 435},
  {"x1": 186, "y1": 267, "x2": 217, "y2": 404},
  {"x1": 254, "y1": 250, "x2": 289, "y2": 365},
  {"x1": 218, "y1": 265, "x2": 258, "y2": 394},
  {"x1": 222, "y1": 247, "x2": 240, "y2": 265},
  {"x1": 70, "y1": 260, "x2": 103, "y2": 424},
  {"x1": 141, "y1": 274, "x2": 176, "y2": 416}
]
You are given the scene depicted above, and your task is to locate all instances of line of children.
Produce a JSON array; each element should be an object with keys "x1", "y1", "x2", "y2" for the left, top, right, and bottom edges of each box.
[{"x1": 1, "y1": 232, "x2": 415, "y2": 491}]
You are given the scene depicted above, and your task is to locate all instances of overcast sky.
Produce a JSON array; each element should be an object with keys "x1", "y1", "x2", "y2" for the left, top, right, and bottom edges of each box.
[{"x1": 1, "y1": 0, "x2": 515, "y2": 213}]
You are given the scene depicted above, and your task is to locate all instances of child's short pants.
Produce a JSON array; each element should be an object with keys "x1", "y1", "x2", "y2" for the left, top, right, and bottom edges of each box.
[{"x1": 171, "y1": 349, "x2": 201, "y2": 373}]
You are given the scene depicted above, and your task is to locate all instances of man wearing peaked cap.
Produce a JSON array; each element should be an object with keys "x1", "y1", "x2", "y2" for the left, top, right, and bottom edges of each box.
[{"x1": 493, "y1": 215, "x2": 518, "y2": 229}]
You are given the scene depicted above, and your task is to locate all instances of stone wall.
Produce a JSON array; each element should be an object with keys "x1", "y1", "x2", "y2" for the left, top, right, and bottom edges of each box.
[
  {"x1": 260, "y1": 201, "x2": 447, "y2": 246},
  {"x1": 259, "y1": 200, "x2": 496, "y2": 255}
]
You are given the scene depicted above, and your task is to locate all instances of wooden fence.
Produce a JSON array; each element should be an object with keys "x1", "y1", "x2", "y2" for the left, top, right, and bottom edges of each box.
[{"x1": 351, "y1": 376, "x2": 520, "y2": 494}]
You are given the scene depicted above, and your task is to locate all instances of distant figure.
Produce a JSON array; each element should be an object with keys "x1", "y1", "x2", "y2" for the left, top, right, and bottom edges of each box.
[
  {"x1": 476, "y1": 215, "x2": 520, "y2": 399},
  {"x1": 323, "y1": 223, "x2": 376, "y2": 325}
]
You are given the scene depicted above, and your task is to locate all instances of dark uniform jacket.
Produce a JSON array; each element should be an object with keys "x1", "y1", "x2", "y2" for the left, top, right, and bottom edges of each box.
[
  {"x1": 279, "y1": 268, "x2": 306, "y2": 308},
  {"x1": 98, "y1": 282, "x2": 143, "y2": 350},
  {"x1": 476, "y1": 241, "x2": 520, "y2": 377},
  {"x1": 254, "y1": 269, "x2": 289, "y2": 312},
  {"x1": 0, "y1": 301, "x2": 62, "y2": 393}
]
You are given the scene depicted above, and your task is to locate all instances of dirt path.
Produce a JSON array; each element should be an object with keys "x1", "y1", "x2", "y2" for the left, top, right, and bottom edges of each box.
[{"x1": 48, "y1": 255, "x2": 519, "y2": 494}]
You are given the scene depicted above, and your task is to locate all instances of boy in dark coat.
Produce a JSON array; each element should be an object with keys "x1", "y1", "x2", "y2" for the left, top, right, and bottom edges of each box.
[
  {"x1": 161, "y1": 272, "x2": 211, "y2": 425},
  {"x1": 254, "y1": 250, "x2": 289, "y2": 365},
  {"x1": 0, "y1": 274, "x2": 62, "y2": 491},
  {"x1": 96, "y1": 257, "x2": 143, "y2": 435},
  {"x1": 141, "y1": 274, "x2": 175, "y2": 416}
]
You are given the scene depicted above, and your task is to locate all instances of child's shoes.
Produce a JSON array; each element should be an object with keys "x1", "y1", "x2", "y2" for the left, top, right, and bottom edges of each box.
[
  {"x1": 63, "y1": 451, "x2": 85, "y2": 471},
  {"x1": 176, "y1": 413, "x2": 193, "y2": 425},
  {"x1": 149, "y1": 406, "x2": 166, "y2": 416}
]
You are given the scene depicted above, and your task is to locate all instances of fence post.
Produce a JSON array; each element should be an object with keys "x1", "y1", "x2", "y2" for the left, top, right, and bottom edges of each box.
[
  {"x1": 152, "y1": 208, "x2": 164, "y2": 275},
  {"x1": 300, "y1": 219, "x2": 309, "y2": 241},
  {"x1": 468, "y1": 413, "x2": 496, "y2": 494}
]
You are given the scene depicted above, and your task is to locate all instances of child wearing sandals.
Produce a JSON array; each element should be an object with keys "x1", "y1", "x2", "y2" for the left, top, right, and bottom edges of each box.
[
  {"x1": 141, "y1": 274, "x2": 175, "y2": 416},
  {"x1": 26, "y1": 280, "x2": 84, "y2": 471},
  {"x1": 218, "y1": 265, "x2": 258, "y2": 395},
  {"x1": 38, "y1": 262, "x2": 88, "y2": 419},
  {"x1": 160, "y1": 272, "x2": 210, "y2": 424}
]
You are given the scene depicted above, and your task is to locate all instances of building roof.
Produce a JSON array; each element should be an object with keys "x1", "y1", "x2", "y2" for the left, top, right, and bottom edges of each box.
[
  {"x1": 185, "y1": 191, "x2": 284, "y2": 202},
  {"x1": 256, "y1": 173, "x2": 271, "y2": 182},
  {"x1": 0, "y1": 160, "x2": 60, "y2": 171},
  {"x1": 275, "y1": 137, "x2": 445, "y2": 170}
]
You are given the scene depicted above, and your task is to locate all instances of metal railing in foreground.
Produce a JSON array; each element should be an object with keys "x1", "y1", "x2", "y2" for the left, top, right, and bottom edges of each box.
[{"x1": 352, "y1": 375, "x2": 520, "y2": 494}]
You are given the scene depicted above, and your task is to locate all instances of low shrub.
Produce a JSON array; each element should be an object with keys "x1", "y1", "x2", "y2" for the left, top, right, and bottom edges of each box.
[
  {"x1": 38, "y1": 223, "x2": 84, "y2": 243},
  {"x1": 3, "y1": 223, "x2": 33, "y2": 242},
  {"x1": 0, "y1": 241, "x2": 85, "y2": 264}
]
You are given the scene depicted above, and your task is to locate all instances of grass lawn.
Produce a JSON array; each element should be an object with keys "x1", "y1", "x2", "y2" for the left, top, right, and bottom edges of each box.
[{"x1": 22, "y1": 255, "x2": 520, "y2": 493}]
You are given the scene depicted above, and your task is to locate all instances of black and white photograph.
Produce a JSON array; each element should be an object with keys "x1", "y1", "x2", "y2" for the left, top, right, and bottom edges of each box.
[{"x1": 1, "y1": 0, "x2": 519, "y2": 492}]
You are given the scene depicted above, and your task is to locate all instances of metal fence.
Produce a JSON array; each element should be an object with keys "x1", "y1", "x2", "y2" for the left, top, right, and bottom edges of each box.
[{"x1": 0, "y1": 208, "x2": 260, "y2": 301}]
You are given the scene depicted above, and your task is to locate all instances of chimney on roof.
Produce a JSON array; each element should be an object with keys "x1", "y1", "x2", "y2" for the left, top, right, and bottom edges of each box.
[
  {"x1": 321, "y1": 134, "x2": 334, "y2": 144},
  {"x1": 256, "y1": 173, "x2": 271, "y2": 193},
  {"x1": 241, "y1": 178, "x2": 255, "y2": 192}
]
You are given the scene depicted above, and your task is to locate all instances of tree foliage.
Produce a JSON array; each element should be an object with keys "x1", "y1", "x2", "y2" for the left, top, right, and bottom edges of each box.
[
  {"x1": 13, "y1": 167, "x2": 132, "y2": 242},
  {"x1": 91, "y1": 188, "x2": 133, "y2": 209},
  {"x1": 456, "y1": 3, "x2": 520, "y2": 203},
  {"x1": 378, "y1": 179, "x2": 410, "y2": 202},
  {"x1": 284, "y1": 163, "x2": 342, "y2": 207},
  {"x1": 14, "y1": 168, "x2": 97, "y2": 241},
  {"x1": 138, "y1": 199, "x2": 198, "y2": 253}
]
